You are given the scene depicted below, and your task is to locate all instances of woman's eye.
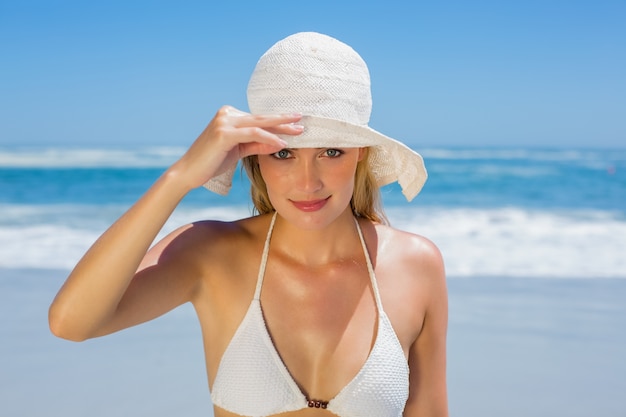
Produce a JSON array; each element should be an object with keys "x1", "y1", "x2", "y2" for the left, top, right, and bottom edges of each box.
[
  {"x1": 272, "y1": 149, "x2": 291, "y2": 159},
  {"x1": 324, "y1": 149, "x2": 343, "y2": 158}
]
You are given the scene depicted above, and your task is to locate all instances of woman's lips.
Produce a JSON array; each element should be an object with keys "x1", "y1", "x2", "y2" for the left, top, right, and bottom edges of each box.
[{"x1": 290, "y1": 197, "x2": 330, "y2": 212}]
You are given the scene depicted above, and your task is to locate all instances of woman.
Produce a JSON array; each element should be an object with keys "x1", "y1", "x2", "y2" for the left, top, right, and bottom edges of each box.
[{"x1": 49, "y1": 32, "x2": 448, "y2": 417}]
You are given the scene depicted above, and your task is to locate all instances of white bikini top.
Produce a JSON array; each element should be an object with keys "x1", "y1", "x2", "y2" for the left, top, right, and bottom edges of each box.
[{"x1": 210, "y1": 213, "x2": 410, "y2": 417}]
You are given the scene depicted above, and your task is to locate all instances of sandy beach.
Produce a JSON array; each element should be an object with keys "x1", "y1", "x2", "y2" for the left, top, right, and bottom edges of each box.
[
  {"x1": 1, "y1": 268, "x2": 625, "y2": 417},
  {"x1": 447, "y1": 277, "x2": 626, "y2": 416}
]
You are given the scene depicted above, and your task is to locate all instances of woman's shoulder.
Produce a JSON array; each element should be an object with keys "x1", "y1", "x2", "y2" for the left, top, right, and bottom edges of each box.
[
  {"x1": 147, "y1": 213, "x2": 272, "y2": 268},
  {"x1": 373, "y1": 222, "x2": 444, "y2": 269},
  {"x1": 370, "y1": 221, "x2": 446, "y2": 298},
  {"x1": 368, "y1": 221, "x2": 447, "y2": 345},
  {"x1": 177, "y1": 213, "x2": 272, "y2": 251}
]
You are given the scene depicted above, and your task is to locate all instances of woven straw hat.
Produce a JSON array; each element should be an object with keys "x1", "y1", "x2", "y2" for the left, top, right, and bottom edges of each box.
[{"x1": 204, "y1": 32, "x2": 427, "y2": 201}]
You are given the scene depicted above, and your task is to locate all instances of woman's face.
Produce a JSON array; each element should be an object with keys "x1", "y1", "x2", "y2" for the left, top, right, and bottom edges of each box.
[{"x1": 257, "y1": 147, "x2": 365, "y2": 229}]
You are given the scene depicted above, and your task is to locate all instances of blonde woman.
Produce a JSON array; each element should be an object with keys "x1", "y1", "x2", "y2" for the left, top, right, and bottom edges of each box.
[{"x1": 49, "y1": 32, "x2": 448, "y2": 417}]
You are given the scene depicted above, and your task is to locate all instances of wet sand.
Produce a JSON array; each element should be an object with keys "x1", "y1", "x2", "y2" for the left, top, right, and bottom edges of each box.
[{"x1": 2, "y1": 269, "x2": 625, "y2": 416}]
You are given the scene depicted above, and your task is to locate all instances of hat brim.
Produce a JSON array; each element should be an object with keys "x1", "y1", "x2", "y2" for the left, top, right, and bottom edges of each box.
[{"x1": 204, "y1": 115, "x2": 427, "y2": 202}]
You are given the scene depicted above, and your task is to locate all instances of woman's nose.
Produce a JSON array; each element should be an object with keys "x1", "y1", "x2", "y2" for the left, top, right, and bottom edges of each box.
[{"x1": 294, "y1": 159, "x2": 323, "y2": 193}]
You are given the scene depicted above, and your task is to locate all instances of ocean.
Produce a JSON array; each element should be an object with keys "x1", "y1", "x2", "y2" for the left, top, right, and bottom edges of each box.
[
  {"x1": 1, "y1": 146, "x2": 625, "y2": 277},
  {"x1": 1, "y1": 146, "x2": 625, "y2": 416}
]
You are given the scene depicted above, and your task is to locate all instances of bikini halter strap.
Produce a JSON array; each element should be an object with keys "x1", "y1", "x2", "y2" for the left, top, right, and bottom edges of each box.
[
  {"x1": 253, "y1": 212, "x2": 278, "y2": 300},
  {"x1": 253, "y1": 212, "x2": 383, "y2": 311}
]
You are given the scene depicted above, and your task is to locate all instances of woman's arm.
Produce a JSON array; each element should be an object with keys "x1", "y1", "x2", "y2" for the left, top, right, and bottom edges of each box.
[
  {"x1": 48, "y1": 106, "x2": 302, "y2": 341},
  {"x1": 403, "y1": 238, "x2": 449, "y2": 417}
]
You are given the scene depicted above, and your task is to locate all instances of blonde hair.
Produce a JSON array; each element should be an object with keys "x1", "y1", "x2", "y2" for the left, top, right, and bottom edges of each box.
[{"x1": 242, "y1": 149, "x2": 388, "y2": 224}]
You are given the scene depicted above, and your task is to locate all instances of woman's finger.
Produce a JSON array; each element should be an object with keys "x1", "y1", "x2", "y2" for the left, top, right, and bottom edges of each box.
[
  {"x1": 239, "y1": 141, "x2": 286, "y2": 158},
  {"x1": 226, "y1": 125, "x2": 297, "y2": 149},
  {"x1": 229, "y1": 110, "x2": 302, "y2": 129}
]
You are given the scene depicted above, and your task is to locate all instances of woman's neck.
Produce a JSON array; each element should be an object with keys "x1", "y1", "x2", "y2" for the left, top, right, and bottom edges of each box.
[{"x1": 271, "y1": 209, "x2": 363, "y2": 267}]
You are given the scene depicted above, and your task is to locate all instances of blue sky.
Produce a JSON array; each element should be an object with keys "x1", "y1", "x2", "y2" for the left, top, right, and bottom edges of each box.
[{"x1": 1, "y1": 0, "x2": 624, "y2": 149}]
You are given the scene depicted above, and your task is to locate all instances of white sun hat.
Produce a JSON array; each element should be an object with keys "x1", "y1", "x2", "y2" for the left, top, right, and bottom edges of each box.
[{"x1": 204, "y1": 31, "x2": 427, "y2": 201}]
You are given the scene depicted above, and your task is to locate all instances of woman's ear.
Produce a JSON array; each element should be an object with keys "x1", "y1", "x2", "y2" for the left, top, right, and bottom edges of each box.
[{"x1": 357, "y1": 147, "x2": 368, "y2": 161}]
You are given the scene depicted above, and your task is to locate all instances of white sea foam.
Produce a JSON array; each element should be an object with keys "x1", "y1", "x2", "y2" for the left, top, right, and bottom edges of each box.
[
  {"x1": 1, "y1": 146, "x2": 623, "y2": 168},
  {"x1": 428, "y1": 163, "x2": 560, "y2": 178},
  {"x1": 0, "y1": 204, "x2": 624, "y2": 278},
  {"x1": 0, "y1": 204, "x2": 253, "y2": 270},
  {"x1": 0, "y1": 147, "x2": 185, "y2": 168},
  {"x1": 389, "y1": 207, "x2": 626, "y2": 278},
  {"x1": 420, "y1": 148, "x2": 625, "y2": 163}
]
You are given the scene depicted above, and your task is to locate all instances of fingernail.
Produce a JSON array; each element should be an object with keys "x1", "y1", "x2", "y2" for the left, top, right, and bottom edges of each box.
[{"x1": 292, "y1": 124, "x2": 304, "y2": 131}]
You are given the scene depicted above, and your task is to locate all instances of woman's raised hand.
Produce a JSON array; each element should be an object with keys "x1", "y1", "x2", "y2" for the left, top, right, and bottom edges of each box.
[{"x1": 170, "y1": 105, "x2": 303, "y2": 191}]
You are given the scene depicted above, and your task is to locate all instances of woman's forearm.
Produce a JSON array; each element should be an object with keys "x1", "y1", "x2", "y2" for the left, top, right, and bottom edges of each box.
[
  {"x1": 48, "y1": 167, "x2": 190, "y2": 341},
  {"x1": 48, "y1": 107, "x2": 302, "y2": 341}
]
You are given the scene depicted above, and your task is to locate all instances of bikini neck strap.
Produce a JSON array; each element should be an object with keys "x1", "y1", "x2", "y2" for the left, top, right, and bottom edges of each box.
[{"x1": 253, "y1": 211, "x2": 383, "y2": 311}]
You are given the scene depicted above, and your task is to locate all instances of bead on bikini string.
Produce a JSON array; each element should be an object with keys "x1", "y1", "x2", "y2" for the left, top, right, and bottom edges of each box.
[{"x1": 306, "y1": 397, "x2": 329, "y2": 409}]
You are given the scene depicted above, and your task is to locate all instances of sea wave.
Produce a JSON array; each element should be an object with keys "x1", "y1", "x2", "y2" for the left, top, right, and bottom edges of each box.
[
  {"x1": 420, "y1": 147, "x2": 626, "y2": 164},
  {"x1": 1, "y1": 146, "x2": 624, "y2": 169},
  {"x1": 390, "y1": 206, "x2": 626, "y2": 279},
  {"x1": 1, "y1": 204, "x2": 624, "y2": 278},
  {"x1": 0, "y1": 147, "x2": 185, "y2": 168}
]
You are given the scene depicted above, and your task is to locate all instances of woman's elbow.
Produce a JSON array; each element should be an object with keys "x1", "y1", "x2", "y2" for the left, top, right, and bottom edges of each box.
[{"x1": 48, "y1": 303, "x2": 90, "y2": 342}]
